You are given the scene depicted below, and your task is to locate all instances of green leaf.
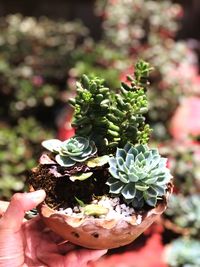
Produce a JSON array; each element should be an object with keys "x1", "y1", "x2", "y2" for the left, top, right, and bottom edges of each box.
[
  {"x1": 121, "y1": 183, "x2": 136, "y2": 199},
  {"x1": 108, "y1": 129, "x2": 119, "y2": 137},
  {"x1": 147, "y1": 187, "x2": 158, "y2": 197},
  {"x1": 145, "y1": 177, "x2": 158, "y2": 184},
  {"x1": 55, "y1": 154, "x2": 75, "y2": 167},
  {"x1": 135, "y1": 144, "x2": 147, "y2": 154},
  {"x1": 86, "y1": 155, "x2": 109, "y2": 168},
  {"x1": 116, "y1": 157, "x2": 125, "y2": 170},
  {"x1": 135, "y1": 152, "x2": 145, "y2": 163},
  {"x1": 70, "y1": 172, "x2": 93, "y2": 182},
  {"x1": 109, "y1": 166, "x2": 120, "y2": 179},
  {"x1": 42, "y1": 139, "x2": 62, "y2": 153},
  {"x1": 145, "y1": 197, "x2": 157, "y2": 207},
  {"x1": 124, "y1": 143, "x2": 132, "y2": 152},
  {"x1": 118, "y1": 172, "x2": 129, "y2": 183},
  {"x1": 75, "y1": 196, "x2": 85, "y2": 207},
  {"x1": 106, "y1": 177, "x2": 117, "y2": 186},
  {"x1": 109, "y1": 181, "x2": 124, "y2": 194},
  {"x1": 116, "y1": 148, "x2": 126, "y2": 160},
  {"x1": 153, "y1": 185, "x2": 166, "y2": 195},
  {"x1": 135, "y1": 190, "x2": 144, "y2": 201},
  {"x1": 108, "y1": 157, "x2": 117, "y2": 167},
  {"x1": 125, "y1": 153, "x2": 134, "y2": 166},
  {"x1": 81, "y1": 74, "x2": 90, "y2": 88},
  {"x1": 128, "y1": 172, "x2": 139, "y2": 182},
  {"x1": 135, "y1": 184, "x2": 149, "y2": 191},
  {"x1": 83, "y1": 204, "x2": 109, "y2": 216}
]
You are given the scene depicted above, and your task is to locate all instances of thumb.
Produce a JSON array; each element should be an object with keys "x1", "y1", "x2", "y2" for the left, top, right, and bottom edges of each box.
[{"x1": 0, "y1": 190, "x2": 46, "y2": 231}]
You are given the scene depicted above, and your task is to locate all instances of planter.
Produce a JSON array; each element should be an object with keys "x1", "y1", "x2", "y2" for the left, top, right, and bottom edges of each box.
[{"x1": 30, "y1": 183, "x2": 172, "y2": 249}]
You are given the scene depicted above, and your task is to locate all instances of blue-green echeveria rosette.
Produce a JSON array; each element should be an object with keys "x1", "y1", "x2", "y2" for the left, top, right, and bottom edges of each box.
[
  {"x1": 42, "y1": 136, "x2": 97, "y2": 167},
  {"x1": 107, "y1": 143, "x2": 172, "y2": 209}
]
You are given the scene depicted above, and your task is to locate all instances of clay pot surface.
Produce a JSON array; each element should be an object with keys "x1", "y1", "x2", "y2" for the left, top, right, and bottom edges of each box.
[{"x1": 39, "y1": 198, "x2": 169, "y2": 249}]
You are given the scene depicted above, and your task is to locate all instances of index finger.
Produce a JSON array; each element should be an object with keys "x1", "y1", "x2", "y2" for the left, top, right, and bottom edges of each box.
[{"x1": 0, "y1": 190, "x2": 46, "y2": 231}]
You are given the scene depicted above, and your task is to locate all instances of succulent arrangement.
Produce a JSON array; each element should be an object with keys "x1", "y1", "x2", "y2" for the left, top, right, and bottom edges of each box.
[{"x1": 28, "y1": 60, "x2": 172, "y2": 249}]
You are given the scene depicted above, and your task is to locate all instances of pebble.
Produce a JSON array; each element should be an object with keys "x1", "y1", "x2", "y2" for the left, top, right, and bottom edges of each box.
[{"x1": 57, "y1": 196, "x2": 140, "y2": 222}]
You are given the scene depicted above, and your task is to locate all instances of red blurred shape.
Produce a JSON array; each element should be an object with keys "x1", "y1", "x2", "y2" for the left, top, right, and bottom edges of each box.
[
  {"x1": 170, "y1": 96, "x2": 200, "y2": 141},
  {"x1": 89, "y1": 232, "x2": 167, "y2": 267}
]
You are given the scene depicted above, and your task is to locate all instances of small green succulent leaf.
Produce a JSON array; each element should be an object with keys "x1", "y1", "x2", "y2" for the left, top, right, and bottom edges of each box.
[
  {"x1": 145, "y1": 177, "x2": 158, "y2": 184},
  {"x1": 147, "y1": 187, "x2": 158, "y2": 197},
  {"x1": 106, "y1": 177, "x2": 118, "y2": 186},
  {"x1": 118, "y1": 172, "x2": 129, "y2": 183},
  {"x1": 136, "y1": 152, "x2": 145, "y2": 163},
  {"x1": 128, "y1": 172, "x2": 140, "y2": 182},
  {"x1": 135, "y1": 184, "x2": 149, "y2": 191},
  {"x1": 124, "y1": 143, "x2": 132, "y2": 152},
  {"x1": 69, "y1": 172, "x2": 93, "y2": 182},
  {"x1": 121, "y1": 183, "x2": 136, "y2": 199},
  {"x1": 127, "y1": 147, "x2": 138, "y2": 158},
  {"x1": 125, "y1": 153, "x2": 134, "y2": 166},
  {"x1": 86, "y1": 155, "x2": 110, "y2": 168},
  {"x1": 42, "y1": 139, "x2": 62, "y2": 153},
  {"x1": 108, "y1": 143, "x2": 172, "y2": 208},
  {"x1": 70, "y1": 155, "x2": 91, "y2": 162},
  {"x1": 83, "y1": 204, "x2": 109, "y2": 216},
  {"x1": 109, "y1": 181, "x2": 124, "y2": 194},
  {"x1": 145, "y1": 197, "x2": 157, "y2": 207},
  {"x1": 75, "y1": 196, "x2": 85, "y2": 207},
  {"x1": 108, "y1": 158, "x2": 117, "y2": 166},
  {"x1": 116, "y1": 148, "x2": 126, "y2": 160},
  {"x1": 116, "y1": 157, "x2": 125, "y2": 169},
  {"x1": 109, "y1": 167, "x2": 119, "y2": 179},
  {"x1": 153, "y1": 185, "x2": 166, "y2": 195},
  {"x1": 55, "y1": 155, "x2": 75, "y2": 167}
]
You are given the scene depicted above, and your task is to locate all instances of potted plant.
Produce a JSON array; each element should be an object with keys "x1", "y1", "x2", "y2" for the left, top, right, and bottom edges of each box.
[{"x1": 28, "y1": 60, "x2": 172, "y2": 249}]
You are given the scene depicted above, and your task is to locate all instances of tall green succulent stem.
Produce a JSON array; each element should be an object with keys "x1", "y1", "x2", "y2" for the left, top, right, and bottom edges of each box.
[{"x1": 69, "y1": 60, "x2": 152, "y2": 154}]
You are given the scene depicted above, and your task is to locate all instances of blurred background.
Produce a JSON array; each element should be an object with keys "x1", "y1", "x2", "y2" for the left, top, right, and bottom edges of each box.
[{"x1": 0, "y1": 0, "x2": 200, "y2": 266}]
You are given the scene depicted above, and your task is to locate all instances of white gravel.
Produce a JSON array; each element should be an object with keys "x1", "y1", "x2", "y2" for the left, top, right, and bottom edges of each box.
[{"x1": 57, "y1": 196, "x2": 143, "y2": 224}]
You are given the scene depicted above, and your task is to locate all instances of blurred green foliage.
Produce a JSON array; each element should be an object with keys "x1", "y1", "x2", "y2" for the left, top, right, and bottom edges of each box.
[
  {"x1": 165, "y1": 238, "x2": 200, "y2": 267},
  {"x1": 0, "y1": 14, "x2": 88, "y2": 199},
  {"x1": 165, "y1": 194, "x2": 200, "y2": 238},
  {"x1": 96, "y1": 0, "x2": 198, "y2": 141},
  {"x1": 0, "y1": 118, "x2": 53, "y2": 199}
]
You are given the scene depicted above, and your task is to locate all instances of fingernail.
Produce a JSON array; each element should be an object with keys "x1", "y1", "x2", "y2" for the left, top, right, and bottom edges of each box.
[{"x1": 27, "y1": 190, "x2": 46, "y2": 203}]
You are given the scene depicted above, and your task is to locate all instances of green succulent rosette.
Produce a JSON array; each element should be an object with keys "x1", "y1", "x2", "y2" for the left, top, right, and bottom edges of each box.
[
  {"x1": 42, "y1": 136, "x2": 97, "y2": 167},
  {"x1": 107, "y1": 143, "x2": 172, "y2": 208}
]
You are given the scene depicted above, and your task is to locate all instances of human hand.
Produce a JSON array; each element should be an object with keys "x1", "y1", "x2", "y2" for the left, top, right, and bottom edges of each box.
[{"x1": 0, "y1": 190, "x2": 107, "y2": 267}]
